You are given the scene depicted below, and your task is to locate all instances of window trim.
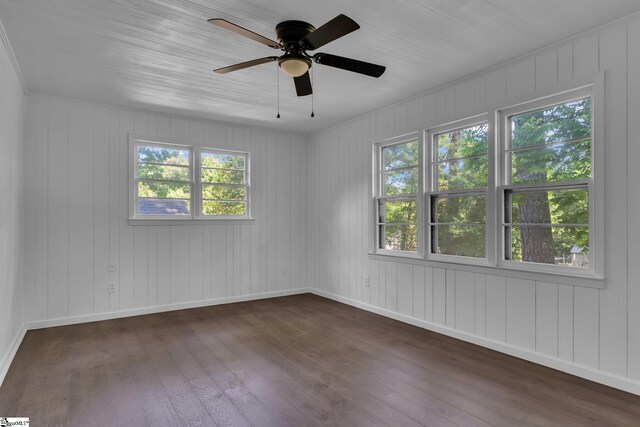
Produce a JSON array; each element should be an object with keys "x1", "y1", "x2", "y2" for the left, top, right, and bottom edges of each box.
[
  {"x1": 129, "y1": 135, "x2": 252, "y2": 222},
  {"x1": 369, "y1": 74, "x2": 605, "y2": 283},
  {"x1": 373, "y1": 132, "x2": 424, "y2": 257}
]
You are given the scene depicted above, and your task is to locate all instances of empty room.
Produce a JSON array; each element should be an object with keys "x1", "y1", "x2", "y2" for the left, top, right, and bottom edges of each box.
[{"x1": 2, "y1": 0, "x2": 640, "y2": 425}]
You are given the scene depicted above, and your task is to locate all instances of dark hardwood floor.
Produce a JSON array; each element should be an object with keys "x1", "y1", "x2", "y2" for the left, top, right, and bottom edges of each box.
[{"x1": 1, "y1": 294, "x2": 639, "y2": 426}]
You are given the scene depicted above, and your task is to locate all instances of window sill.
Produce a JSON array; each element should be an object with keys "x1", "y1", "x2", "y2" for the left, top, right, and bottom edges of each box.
[
  {"x1": 128, "y1": 218, "x2": 255, "y2": 226},
  {"x1": 368, "y1": 252, "x2": 604, "y2": 289}
]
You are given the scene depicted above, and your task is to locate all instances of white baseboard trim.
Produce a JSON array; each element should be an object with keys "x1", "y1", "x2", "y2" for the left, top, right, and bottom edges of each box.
[
  {"x1": 309, "y1": 288, "x2": 640, "y2": 396},
  {"x1": 0, "y1": 324, "x2": 27, "y2": 388},
  {"x1": 26, "y1": 288, "x2": 311, "y2": 330}
]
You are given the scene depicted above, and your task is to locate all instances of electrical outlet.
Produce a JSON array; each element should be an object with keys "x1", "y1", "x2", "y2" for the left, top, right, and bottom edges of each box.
[
  {"x1": 281, "y1": 268, "x2": 287, "y2": 277},
  {"x1": 364, "y1": 276, "x2": 370, "y2": 287},
  {"x1": 108, "y1": 261, "x2": 117, "y2": 272},
  {"x1": 108, "y1": 282, "x2": 116, "y2": 293}
]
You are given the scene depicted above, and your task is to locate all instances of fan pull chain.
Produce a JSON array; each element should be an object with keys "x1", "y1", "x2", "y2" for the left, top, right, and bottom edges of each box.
[
  {"x1": 276, "y1": 63, "x2": 281, "y2": 119},
  {"x1": 311, "y1": 67, "x2": 315, "y2": 118}
]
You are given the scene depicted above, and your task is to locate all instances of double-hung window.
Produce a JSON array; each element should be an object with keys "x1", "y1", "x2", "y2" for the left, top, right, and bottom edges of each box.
[
  {"x1": 427, "y1": 118, "x2": 489, "y2": 260},
  {"x1": 373, "y1": 82, "x2": 601, "y2": 280},
  {"x1": 130, "y1": 136, "x2": 251, "y2": 220},
  {"x1": 200, "y1": 149, "x2": 249, "y2": 217},
  {"x1": 500, "y1": 88, "x2": 593, "y2": 273},
  {"x1": 374, "y1": 135, "x2": 421, "y2": 254},
  {"x1": 133, "y1": 141, "x2": 193, "y2": 218}
]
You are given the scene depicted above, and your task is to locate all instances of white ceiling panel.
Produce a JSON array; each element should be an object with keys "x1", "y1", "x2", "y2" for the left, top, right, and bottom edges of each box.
[{"x1": 1, "y1": 0, "x2": 639, "y2": 133}]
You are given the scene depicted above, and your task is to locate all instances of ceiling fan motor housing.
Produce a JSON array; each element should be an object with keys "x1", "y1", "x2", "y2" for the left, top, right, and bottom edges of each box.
[
  {"x1": 275, "y1": 20, "x2": 315, "y2": 77},
  {"x1": 275, "y1": 20, "x2": 316, "y2": 48}
]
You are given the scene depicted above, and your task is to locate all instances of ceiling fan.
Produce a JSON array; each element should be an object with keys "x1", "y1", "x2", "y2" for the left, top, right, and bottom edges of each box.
[{"x1": 208, "y1": 14, "x2": 386, "y2": 97}]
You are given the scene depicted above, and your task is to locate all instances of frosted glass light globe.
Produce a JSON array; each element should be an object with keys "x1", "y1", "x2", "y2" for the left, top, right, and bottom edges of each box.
[{"x1": 279, "y1": 58, "x2": 310, "y2": 77}]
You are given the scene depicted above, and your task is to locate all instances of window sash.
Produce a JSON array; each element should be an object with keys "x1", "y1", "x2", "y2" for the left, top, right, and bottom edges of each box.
[
  {"x1": 502, "y1": 182, "x2": 590, "y2": 266},
  {"x1": 133, "y1": 141, "x2": 193, "y2": 219},
  {"x1": 499, "y1": 88, "x2": 595, "y2": 274},
  {"x1": 427, "y1": 118, "x2": 489, "y2": 260},
  {"x1": 374, "y1": 134, "x2": 422, "y2": 255},
  {"x1": 198, "y1": 149, "x2": 249, "y2": 218}
]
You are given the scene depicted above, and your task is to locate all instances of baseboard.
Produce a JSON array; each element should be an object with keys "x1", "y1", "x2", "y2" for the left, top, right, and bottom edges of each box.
[
  {"x1": 309, "y1": 288, "x2": 640, "y2": 396},
  {"x1": 12, "y1": 287, "x2": 638, "y2": 396},
  {"x1": 26, "y1": 288, "x2": 311, "y2": 330},
  {"x1": 0, "y1": 324, "x2": 27, "y2": 388}
]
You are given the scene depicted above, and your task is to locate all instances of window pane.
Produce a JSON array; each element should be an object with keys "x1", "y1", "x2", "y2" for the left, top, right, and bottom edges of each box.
[
  {"x1": 380, "y1": 224, "x2": 417, "y2": 251},
  {"x1": 201, "y1": 152, "x2": 245, "y2": 170},
  {"x1": 137, "y1": 145, "x2": 189, "y2": 165},
  {"x1": 202, "y1": 169, "x2": 245, "y2": 184},
  {"x1": 202, "y1": 185, "x2": 245, "y2": 201},
  {"x1": 383, "y1": 140, "x2": 418, "y2": 170},
  {"x1": 436, "y1": 123, "x2": 488, "y2": 161},
  {"x1": 138, "y1": 181, "x2": 190, "y2": 199},
  {"x1": 434, "y1": 194, "x2": 485, "y2": 224},
  {"x1": 137, "y1": 164, "x2": 189, "y2": 181},
  {"x1": 510, "y1": 189, "x2": 588, "y2": 225},
  {"x1": 384, "y1": 167, "x2": 418, "y2": 196},
  {"x1": 138, "y1": 198, "x2": 190, "y2": 215},
  {"x1": 202, "y1": 201, "x2": 246, "y2": 216},
  {"x1": 378, "y1": 199, "x2": 416, "y2": 224},
  {"x1": 431, "y1": 225, "x2": 485, "y2": 258},
  {"x1": 511, "y1": 140, "x2": 591, "y2": 185},
  {"x1": 509, "y1": 225, "x2": 589, "y2": 267},
  {"x1": 511, "y1": 98, "x2": 591, "y2": 149},
  {"x1": 437, "y1": 155, "x2": 488, "y2": 190}
]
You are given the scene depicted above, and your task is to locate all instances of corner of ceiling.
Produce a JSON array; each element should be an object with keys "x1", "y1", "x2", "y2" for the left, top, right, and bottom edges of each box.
[{"x1": 0, "y1": 14, "x2": 28, "y2": 95}]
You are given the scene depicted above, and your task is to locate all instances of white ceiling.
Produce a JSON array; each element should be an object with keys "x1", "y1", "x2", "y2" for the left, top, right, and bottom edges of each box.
[{"x1": 2, "y1": 0, "x2": 640, "y2": 134}]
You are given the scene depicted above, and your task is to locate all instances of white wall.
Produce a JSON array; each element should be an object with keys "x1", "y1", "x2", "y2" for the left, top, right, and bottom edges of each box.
[
  {"x1": 309, "y1": 17, "x2": 640, "y2": 393},
  {"x1": 23, "y1": 94, "x2": 309, "y2": 324},
  {"x1": 0, "y1": 32, "x2": 26, "y2": 378}
]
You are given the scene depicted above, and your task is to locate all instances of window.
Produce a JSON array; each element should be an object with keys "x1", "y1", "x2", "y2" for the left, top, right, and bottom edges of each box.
[
  {"x1": 427, "y1": 118, "x2": 488, "y2": 259},
  {"x1": 374, "y1": 135, "x2": 421, "y2": 253},
  {"x1": 372, "y1": 82, "x2": 602, "y2": 279},
  {"x1": 501, "y1": 91, "x2": 592, "y2": 272},
  {"x1": 130, "y1": 136, "x2": 250, "y2": 220},
  {"x1": 200, "y1": 149, "x2": 249, "y2": 217}
]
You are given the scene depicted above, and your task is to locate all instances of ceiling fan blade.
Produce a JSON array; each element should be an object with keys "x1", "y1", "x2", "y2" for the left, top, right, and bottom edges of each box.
[
  {"x1": 294, "y1": 72, "x2": 313, "y2": 96},
  {"x1": 314, "y1": 53, "x2": 385, "y2": 78},
  {"x1": 301, "y1": 14, "x2": 360, "y2": 50},
  {"x1": 208, "y1": 19, "x2": 281, "y2": 49},
  {"x1": 214, "y1": 56, "x2": 279, "y2": 74}
]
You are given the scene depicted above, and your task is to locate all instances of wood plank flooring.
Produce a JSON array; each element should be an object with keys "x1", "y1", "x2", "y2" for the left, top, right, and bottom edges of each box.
[{"x1": 1, "y1": 294, "x2": 639, "y2": 426}]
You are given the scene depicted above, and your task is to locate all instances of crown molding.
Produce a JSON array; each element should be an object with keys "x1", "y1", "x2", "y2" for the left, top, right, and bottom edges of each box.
[{"x1": 0, "y1": 14, "x2": 28, "y2": 94}]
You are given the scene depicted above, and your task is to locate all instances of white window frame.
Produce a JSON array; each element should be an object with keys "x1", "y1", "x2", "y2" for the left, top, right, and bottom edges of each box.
[
  {"x1": 425, "y1": 114, "x2": 491, "y2": 266},
  {"x1": 373, "y1": 132, "x2": 424, "y2": 257},
  {"x1": 129, "y1": 135, "x2": 252, "y2": 222},
  {"x1": 197, "y1": 147, "x2": 251, "y2": 220},
  {"x1": 498, "y1": 86, "x2": 601, "y2": 277},
  {"x1": 370, "y1": 77, "x2": 604, "y2": 284}
]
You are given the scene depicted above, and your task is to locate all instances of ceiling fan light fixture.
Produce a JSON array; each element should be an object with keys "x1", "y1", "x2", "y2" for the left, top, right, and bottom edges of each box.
[{"x1": 279, "y1": 57, "x2": 311, "y2": 77}]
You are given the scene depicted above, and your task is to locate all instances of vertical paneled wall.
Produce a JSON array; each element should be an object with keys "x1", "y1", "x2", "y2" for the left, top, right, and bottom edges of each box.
[
  {"x1": 23, "y1": 94, "x2": 309, "y2": 322},
  {"x1": 0, "y1": 33, "x2": 26, "y2": 368},
  {"x1": 309, "y1": 18, "x2": 640, "y2": 385}
]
